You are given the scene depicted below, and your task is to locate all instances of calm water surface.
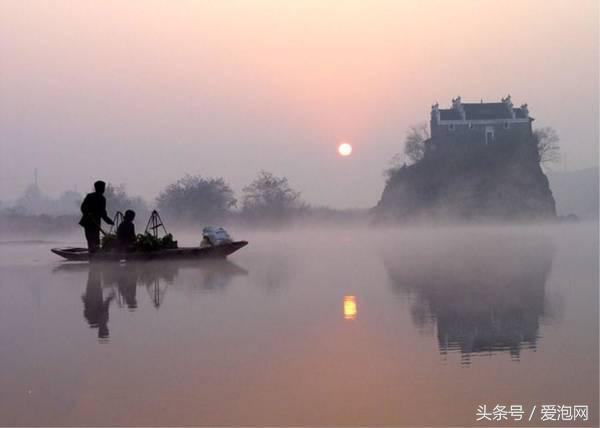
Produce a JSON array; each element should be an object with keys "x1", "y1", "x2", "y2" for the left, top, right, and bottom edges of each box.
[{"x1": 0, "y1": 224, "x2": 598, "y2": 426}]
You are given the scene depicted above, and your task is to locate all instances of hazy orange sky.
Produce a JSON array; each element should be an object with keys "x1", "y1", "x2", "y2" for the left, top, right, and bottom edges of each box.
[{"x1": 1, "y1": 0, "x2": 598, "y2": 208}]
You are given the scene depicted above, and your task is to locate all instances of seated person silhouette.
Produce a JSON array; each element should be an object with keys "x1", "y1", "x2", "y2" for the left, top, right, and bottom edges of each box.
[{"x1": 116, "y1": 210, "x2": 137, "y2": 251}]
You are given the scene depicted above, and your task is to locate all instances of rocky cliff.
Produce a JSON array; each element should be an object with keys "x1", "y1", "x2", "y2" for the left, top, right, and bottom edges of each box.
[{"x1": 375, "y1": 135, "x2": 556, "y2": 222}]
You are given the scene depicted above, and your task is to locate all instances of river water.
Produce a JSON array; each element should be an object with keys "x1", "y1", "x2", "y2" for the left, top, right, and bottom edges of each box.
[{"x1": 0, "y1": 224, "x2": 598, "y2": 426}]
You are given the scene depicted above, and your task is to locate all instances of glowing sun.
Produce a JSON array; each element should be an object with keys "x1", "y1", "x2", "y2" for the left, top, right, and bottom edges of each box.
[{"x1": 338, "y1": 142, "x2": 353, "y2": 157}]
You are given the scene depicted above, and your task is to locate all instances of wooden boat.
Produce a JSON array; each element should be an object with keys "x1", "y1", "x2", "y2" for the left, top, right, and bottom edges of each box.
[{"x1": 51, "y1": 241, "x2": 248, "y2": 262}]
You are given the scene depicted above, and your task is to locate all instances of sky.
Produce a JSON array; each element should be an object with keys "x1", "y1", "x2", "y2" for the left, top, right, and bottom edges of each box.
[{"x1": 0, "y1": 0, "x2": 598, "y2": 208}]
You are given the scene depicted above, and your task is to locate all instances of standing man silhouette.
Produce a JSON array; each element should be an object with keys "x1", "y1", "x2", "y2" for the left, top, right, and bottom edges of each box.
[{"x1": 79, "y1": 180, "x2": 114, "y2": 253}]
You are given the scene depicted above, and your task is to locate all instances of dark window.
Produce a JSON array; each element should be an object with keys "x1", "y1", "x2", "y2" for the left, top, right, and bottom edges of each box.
[{"x1": 503, "y1": 122, "x2": 509, "y2": 129}]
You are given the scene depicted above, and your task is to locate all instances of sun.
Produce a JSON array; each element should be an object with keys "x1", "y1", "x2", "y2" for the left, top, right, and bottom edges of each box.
[{"x1": 338, "y1": 142, "x2": 353, "y2": 157}]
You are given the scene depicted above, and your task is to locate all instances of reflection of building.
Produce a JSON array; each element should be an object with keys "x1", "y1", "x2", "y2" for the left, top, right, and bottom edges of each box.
[{"x1": 384, "y1": 234, "x2": 554, "y2": 364}]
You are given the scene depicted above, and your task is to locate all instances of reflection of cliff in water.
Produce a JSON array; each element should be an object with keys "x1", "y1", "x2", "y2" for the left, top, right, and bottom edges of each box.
[
  {"x1": 384, "y1": 232, "x2": 555, "y2": 363},
  {"x1": 55, "y1": 260, "x2": 248, "y2": 341}
]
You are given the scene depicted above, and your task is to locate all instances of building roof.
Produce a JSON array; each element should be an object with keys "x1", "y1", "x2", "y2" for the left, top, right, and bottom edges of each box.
[
  {"x1": 435, "y1": 97, "x2": 529, "y2": 121},
  {"x1": 513, "y1": 108, "x2": 528, "y2": 119},
  {"x1": 439, "y1": 109, "x2": 462, "y2": 120},
  {"x1": 462, "y1": 103, "x2": 513, "y2": 120}
]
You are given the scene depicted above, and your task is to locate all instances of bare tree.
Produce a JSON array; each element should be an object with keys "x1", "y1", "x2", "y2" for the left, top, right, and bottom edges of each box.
[
  {"x1": 242, "y1": 171, "x2": 305, "y2": 222},
  {"x1": 383, "y1": 152, "x2": 407, "y2": 181},
  {"x1": 384, "y1": 123, "x2": 430, "y2": 180},
  {"x1": 404, "y1": 123, "x2": 429, "y2": 164},
  {"x1": 156, "y1": 175, "x2": 236, "y2": 224},
  {"x1": 105, "y1": 184, "x2": 149, "y2": 220},
  {"x1": 533, "y1": 127, "x2": 561, "y2": 166}
]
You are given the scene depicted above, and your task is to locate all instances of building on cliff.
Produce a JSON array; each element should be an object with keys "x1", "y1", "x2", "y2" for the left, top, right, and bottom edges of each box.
[
  {"x1": 375, "y1": 95, "x2": 556, "y2": 221},
  {"x1": 429, "y1": 96, "x2": 533, "y2": 147}
]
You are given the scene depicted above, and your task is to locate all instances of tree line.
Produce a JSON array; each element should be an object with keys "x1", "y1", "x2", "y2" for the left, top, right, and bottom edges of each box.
[
  {"x1": 155, "y1": 170, "x2": 306, "y2": 225},
  {"x1": 2, "y1": 170, "x2": 309, "y2": 226}
]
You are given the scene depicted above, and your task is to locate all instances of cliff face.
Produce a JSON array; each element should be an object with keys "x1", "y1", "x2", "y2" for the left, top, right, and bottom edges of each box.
[{"x1": 376, "y1": 136, "x2": 556, "y2": 222}]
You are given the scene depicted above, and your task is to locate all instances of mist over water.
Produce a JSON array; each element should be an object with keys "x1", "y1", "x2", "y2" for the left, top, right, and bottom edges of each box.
[
  {"x1": 0, "y1": 1, "x2": 597, "y2": 425},
  {"x1": 0, "y1": 223, "x2": 597, "y2": 426}
]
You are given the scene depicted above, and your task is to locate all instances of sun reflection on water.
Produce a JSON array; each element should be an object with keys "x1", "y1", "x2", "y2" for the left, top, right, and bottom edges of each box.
[{"x1": 344, "y1": 295, "x2": 357, "y2": 320}]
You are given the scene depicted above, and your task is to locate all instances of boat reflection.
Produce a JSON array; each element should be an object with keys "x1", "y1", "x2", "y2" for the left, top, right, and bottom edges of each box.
[
  {"x1": 55, "y1": 260, "x2": 248, "y2": 342},
  {"x1": 100, "y1": 262, "x2": 177, "y2": 309},
  {"x1": 384, "y1": 233, "x2": 555, "y2": 364},
  {"x1": 82, "y1": 266, "x2": 115, "y2": 342}
]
